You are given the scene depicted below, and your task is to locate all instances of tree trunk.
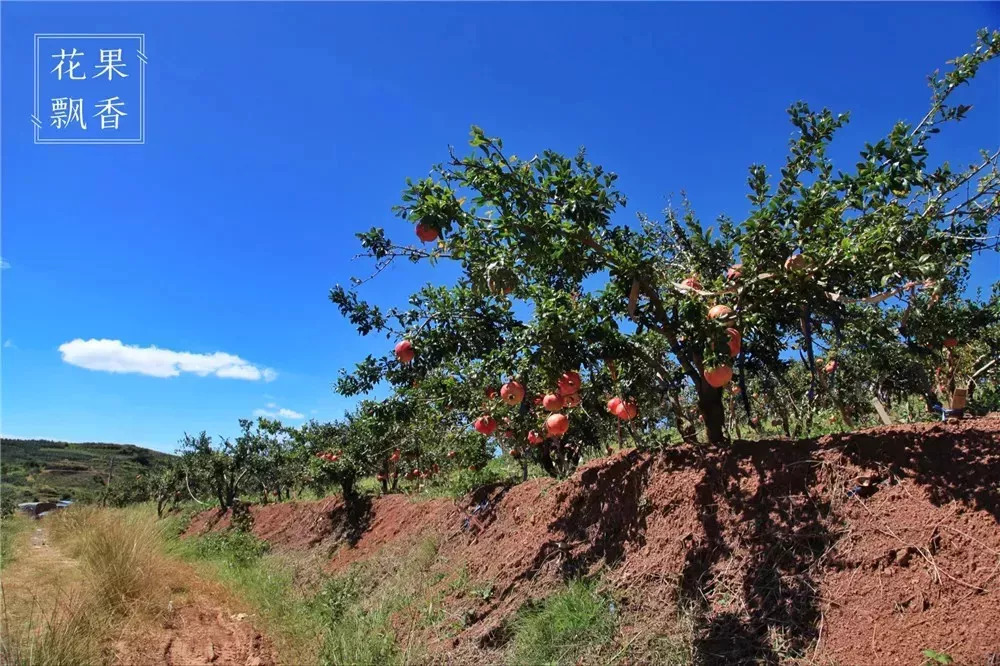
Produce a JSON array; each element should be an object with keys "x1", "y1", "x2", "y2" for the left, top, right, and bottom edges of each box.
[
  {"x1": 340, "y1": 475, "x2": 358, "y2": 506},
  {"x1": 537, "y1": 445, "x2": 559, "y2": 478},
  {"x1": 697, "y1": 382, "x2": 726, "y2": 444}
]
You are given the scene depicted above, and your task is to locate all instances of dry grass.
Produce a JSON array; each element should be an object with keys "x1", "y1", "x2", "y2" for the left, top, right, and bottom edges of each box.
[
  {"x1": 47, "y1": 505, "x2": 170, "y2": 616},
  {"x1": 0, "y1": 506, "x2": 178, "y2": 665}
]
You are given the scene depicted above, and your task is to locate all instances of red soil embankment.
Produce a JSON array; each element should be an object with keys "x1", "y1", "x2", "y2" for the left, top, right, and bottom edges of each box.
[{"x1": 186, "y1": 416, "x2": 1000, "y2": 665}]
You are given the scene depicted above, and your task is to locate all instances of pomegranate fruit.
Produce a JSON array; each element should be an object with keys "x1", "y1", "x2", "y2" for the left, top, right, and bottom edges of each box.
[
  {"x1": 563, "y1": 393, "x2": 582, "y2": 408},
  {"x1": 527, "y1": 430, "x2": 544, "y2": 446},
  {"x1": 473, "y1": 416, "x2": 497, "y2": 436},
  {"x1": 704, "y1": 365, "x2": 733, "y2": 388},
  {"x1": 545, "y1": 413, "x2": 569, "y2": 436},
  {"x1": 606, "y1": 397, "x2": 623, "y2": 414},
  {"x1": 943, "y1": 337, "x2": 958, "y2": 348},
  {"x1": 681, "y1": 276, "x2": 703, "y2": 290},
  {"x1": 707, "y1": 304, "x2": 734, "y2": 320},
  {"x1": 542, "y1": 393, "x2": 564, "y2": 411},
  {"x1": 415, "y1": 222, "x2": 439, "y2": 242},
  {"x1": 500, "y1": 381, "x2": 525, "y2": 405},
  {"x1": 557, "y1": 371, "x2": 582, "y2": 395},
  {"x1": 615, "y1": 401, "x2": 638, "y2": 420},
  {"x1": 394, "y1": 340, "x2": 415, "y2": 363}
]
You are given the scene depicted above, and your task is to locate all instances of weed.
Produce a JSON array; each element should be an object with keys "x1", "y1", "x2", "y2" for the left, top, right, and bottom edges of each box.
[
  {"x1": 923, "y1": 649, "x2": 955, "y2": 665},
  {"x1": 471, "y1": 582, "x2": 494, "y2": 602},
  {"x1": 509, "y1": 579, "x2": 617, "y2": 666},
  {"x1": 319, "y1": 607, "x2": 399, "y2": 666},
  {"x1": 309, "y1": 572, "x2": 362, "y2": 625},
  {"x1": 182, "y1": 529, "x2": 270, "y2": 568}
]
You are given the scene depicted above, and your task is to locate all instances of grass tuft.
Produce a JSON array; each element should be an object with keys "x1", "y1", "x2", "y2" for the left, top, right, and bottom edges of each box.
[
  {"x1": 509, "y1": 579, "x2": 617, "y2": 666},
  {"x1": 48, "y1": 505, "x2": 168, "y2": 615}
]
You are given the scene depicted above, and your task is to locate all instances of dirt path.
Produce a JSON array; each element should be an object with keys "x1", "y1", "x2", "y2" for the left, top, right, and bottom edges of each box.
[
  {"x1": 116, "y1": 602, "x2": 276, "y2": 666},
  {"x1": 3, "y1": 522, "x2": 276, "y2": 666}
]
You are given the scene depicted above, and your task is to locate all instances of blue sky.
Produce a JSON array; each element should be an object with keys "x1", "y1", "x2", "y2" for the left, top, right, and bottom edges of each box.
[{"x1": 2, "y1": 2, "x2": 997, "y2": 453}]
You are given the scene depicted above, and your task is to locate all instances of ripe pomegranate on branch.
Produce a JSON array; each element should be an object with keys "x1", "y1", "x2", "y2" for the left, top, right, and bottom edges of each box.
[{"x1": 330, "y1": 31, "x2": 999, "y2": 447}]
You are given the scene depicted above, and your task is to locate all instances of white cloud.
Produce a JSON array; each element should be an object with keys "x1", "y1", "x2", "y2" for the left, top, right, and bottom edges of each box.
[
  {"x1": 3, "y1": 340, "x2": 15, "y2": 349},
  {"x1": 253, "y1": 405, "x2": 304, "y2": 420},
  {"x1": 0, "y1": 258, "x2": 9, "y2": 270},
  {"x1": 58, "y1": 338, "x2": 277, "y2": 382}
]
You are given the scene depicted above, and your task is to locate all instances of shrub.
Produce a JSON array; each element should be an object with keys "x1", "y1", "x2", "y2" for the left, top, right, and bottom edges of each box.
[{"x1": 189, "y1": 530, "x2": 270, "y2": 569}]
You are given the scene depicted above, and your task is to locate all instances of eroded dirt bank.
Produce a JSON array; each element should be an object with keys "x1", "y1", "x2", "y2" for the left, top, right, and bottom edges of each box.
[{"x1": 187, "y1": 416, "x2": 1000, "y2": 665}]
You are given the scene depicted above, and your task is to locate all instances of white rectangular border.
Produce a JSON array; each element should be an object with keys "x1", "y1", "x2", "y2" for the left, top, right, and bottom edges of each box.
[{"x1": 34, "y1": 33, "x2": 145, "y2": 145}]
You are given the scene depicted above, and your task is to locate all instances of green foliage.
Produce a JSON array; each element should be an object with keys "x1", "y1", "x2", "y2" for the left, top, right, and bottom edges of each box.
[
  {"x1": 0, "y1": 438, "x2": 173, "y2": 504},
  {"x1": 330, "y1": 31, "x2": 1000, "y2": 456},
  {"x1": 510, "y1": 580, "x2": 618, "y2": 666},
  {"x1": 318, "y1": 607, "x2": 400, "y2": 666},
  {"x1": 186, "y1": 529, "x2": 271, "y2": 569},
  {"x1": 922, "y1": 648, "x2": 955, "y2": 665}
]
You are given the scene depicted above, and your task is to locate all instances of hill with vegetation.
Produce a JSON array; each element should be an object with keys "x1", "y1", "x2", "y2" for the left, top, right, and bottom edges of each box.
[{"x1": 0, "y1": 438, "x2": 175, "y2": 504}]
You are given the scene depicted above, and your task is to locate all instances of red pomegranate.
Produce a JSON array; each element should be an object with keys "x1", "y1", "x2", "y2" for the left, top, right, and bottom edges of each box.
[
  {"x1": 681, "y1": 276, "x2": 703, "y2": 291},
  {"x1": 545, "y1": 413, "x2": 569, "y2": 436},
  {"x1": 704, "y1": 365, "x2": 733, "y2": 388},
  {"x1": 542, "y1": 393, "x2": 564, "y2": 411},
  {"x1": 557, "y1": 371, "x2": 582, "y2": 396},
  {"x1": 500, "y1": 381, "x2": 525, "y2": 405},
  {"x1": 708, "y1": 304, "x2": 734, "y2": 320},
  {"x1": 606, "y1": 397, "x2": 623, "y2": 414},
  {"x1": 415, "y1": 222, "x2": 439, "y2": 243},
  {"x1": 473, "y1": 416, "x2": 497, "y2": 436},
  {"x1": 394, "y1": 340, "x2": 415, "y2": 363},
  {"x1": 527, "y1": 430, "x2": 544, "y2": 446},
  {"x1": 615, "y1": 401, "x2": 638, "y2": 420},
  {"x1": 943, "y1": 337, "x2": 958, "y2": 348},
  {"x1": 824, "y1": 360, "x2": 838, "y2": 373},
  {"x1": 563, "y1": 393, "x2": 582, "y2": 408}
]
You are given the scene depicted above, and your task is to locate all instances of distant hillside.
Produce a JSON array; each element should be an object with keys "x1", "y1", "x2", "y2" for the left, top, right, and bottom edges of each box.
[{"x1": 0, "y1": 438, "x2": 175, "y2": 504}]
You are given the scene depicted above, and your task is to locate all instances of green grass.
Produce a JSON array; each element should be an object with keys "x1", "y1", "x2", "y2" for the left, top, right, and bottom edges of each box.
[
  {"x1": 169, "y1": 528, "x2": 450, "y2": 665},
  {"x1": 509, "y1": 579, "x2": 618, "y2": 666},
  {"x1": 0, "y1": 515, "x2": 26, "y2": 571}
]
